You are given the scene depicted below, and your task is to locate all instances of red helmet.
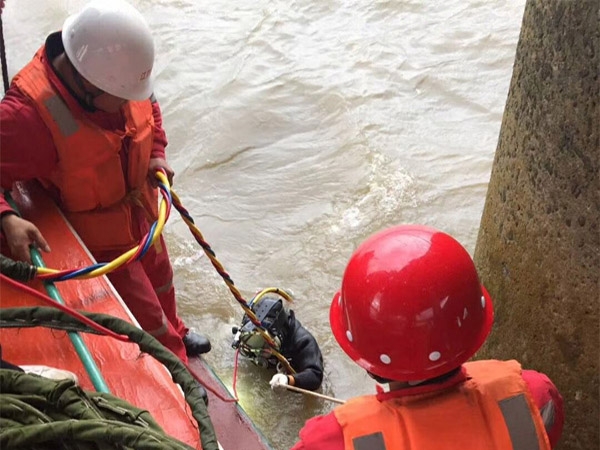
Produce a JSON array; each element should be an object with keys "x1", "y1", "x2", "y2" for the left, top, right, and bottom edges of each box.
[{"x1": 330, "y1": 225, "x2": 493, "y2": 381}]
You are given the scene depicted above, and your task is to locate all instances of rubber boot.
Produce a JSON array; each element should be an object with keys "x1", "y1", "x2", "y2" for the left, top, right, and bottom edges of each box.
[{"x1": 183, "y1": 331, "x2": 212, "y2": 356}]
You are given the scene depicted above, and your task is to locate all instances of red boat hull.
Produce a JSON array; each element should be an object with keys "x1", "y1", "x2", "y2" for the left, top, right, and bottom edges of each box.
[{"x1": 0, "y1": 181, "x2": 272, "y2": 450}]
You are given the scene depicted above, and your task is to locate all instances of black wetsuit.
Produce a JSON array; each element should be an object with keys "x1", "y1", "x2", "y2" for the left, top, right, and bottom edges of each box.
[{"x1": 278, "y1": 310, "x2": 324, "y2": 391}]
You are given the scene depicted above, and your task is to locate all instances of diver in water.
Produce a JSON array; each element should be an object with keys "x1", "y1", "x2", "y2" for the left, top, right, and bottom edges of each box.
[{"x1": 231, "y1": 296, "x2": 324, "y2": 392}]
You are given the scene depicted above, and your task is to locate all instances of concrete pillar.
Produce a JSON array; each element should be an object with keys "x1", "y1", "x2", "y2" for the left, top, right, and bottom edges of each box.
[{"x1": 473, "y1": 1, "x2": 598, "y2": 449}]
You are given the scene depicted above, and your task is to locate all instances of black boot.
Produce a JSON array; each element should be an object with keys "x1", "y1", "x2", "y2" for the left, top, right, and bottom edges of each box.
[{"x1": 183, "y1": 331, "x2": 211, "y2": 356}]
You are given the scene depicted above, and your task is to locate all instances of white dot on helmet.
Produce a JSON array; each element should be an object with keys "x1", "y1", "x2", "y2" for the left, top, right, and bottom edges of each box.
[
  {"x1": 429, "y1": 351, "x2": 441, "y2": 361},
  {"x1": 346, "y1": 330, "x2": 353, "y2": 342},
  {"x1": 481, "y1": 295, "x2": 486, "y2": 308},
  {"x1": 380, "y1": 354, "x2": 391, "y2": 364}
]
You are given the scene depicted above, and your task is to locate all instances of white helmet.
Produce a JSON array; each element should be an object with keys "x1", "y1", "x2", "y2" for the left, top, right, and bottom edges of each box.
[{"x1": 62, "y1": 0, "x2": 155, "y2": 101}]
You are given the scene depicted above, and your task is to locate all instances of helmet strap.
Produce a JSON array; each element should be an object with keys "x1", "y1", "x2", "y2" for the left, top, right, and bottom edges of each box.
[{"x1": 68, "y1": 61, "x2": 102, "y2": 110}]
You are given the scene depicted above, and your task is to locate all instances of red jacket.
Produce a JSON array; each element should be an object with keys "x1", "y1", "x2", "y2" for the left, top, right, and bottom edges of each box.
[
  {"x1": 291, "y1": 363, "x2": 564, "y2": 450},
  {"x1": 0, "y1": 32, "x2": 168, "y2": 232}
]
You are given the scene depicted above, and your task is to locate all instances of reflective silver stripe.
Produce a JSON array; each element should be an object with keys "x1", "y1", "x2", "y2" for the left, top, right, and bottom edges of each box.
[
  {"x1": 540, "y1": 399, "x2": 555, "y2": 434},
  {"x1": 43, "y1": 95, "x2": 79, "y2": 136},
  {"x1": 353, "y1": 432, "x2": 386, "y2": 450},
  {"x1": 146, "y1": 313, "x2": 169, "y2": 337},
  {"x1": 498, "y1": 394, "x2": 541, "y2": 450},
  {"x1": 155, "y1": 280, "x2": 173, "y2": 295}
]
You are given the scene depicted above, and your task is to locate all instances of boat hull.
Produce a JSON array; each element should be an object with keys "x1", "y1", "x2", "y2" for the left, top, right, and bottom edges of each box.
[{"x1": 0, "y1": 181, "x2": 272, "y2": 450}]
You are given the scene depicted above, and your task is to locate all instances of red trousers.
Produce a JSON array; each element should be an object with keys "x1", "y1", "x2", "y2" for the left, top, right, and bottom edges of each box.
[{"x1": 99, "y1": 235, "x2": 189, "y2": 363}]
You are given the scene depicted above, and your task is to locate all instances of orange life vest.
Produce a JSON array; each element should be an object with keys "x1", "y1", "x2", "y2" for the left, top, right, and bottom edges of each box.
[
  {"x1": 334, "y1": 360, "x2": 551, "y2": 450},
  {"x1": 12, "y1": 46, "x2": 158, "y2": 253}
]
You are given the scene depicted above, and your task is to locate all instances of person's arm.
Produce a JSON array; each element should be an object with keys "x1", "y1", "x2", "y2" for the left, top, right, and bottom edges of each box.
[
  {"x1": 150, "y1": 95, "x2": 168, "y2": 159},
  {"x1": 284, "y1": 320, "x2": 324, "y2": 391},
  {"x1": 290, "y1": 413, "x2": 344, "y2": 450},
  {"x1": 0, "y1": 88, "x2": 56, "y2": 261},
  {"x1": 522, "y1": 369, "x2": 564, "y2": 449},
  {"x1": 0, "y1": 89, "x2": 59, "y2": 190},
  {"x1": 147, "y1": 96, "x2": 173, "y2": 187}
]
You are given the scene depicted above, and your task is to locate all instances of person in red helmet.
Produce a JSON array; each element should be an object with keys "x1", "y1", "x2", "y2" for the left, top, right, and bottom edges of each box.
[
  {"x1": 291, "y1": 224, "x2": 564, "y2": 450},
  {"x1": 0, "y1": 0, "x2": 210, "y2": 363}
]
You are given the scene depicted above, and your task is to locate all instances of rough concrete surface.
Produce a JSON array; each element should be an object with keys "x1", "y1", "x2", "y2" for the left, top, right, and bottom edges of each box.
[{"x1": 473, "y1": 1, "x2": 599, "y2": 449}]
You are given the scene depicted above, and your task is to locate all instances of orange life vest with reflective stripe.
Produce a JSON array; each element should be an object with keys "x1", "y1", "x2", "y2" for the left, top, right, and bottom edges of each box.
[
  {"x1": 334, "y1": 360, "x2": 551, "y2": 450},
  {"x1": 12, "y1": 46, "x2": 158, "y2": 253}
]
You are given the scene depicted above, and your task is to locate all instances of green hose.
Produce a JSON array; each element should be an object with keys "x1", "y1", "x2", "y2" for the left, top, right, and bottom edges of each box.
[{"x1": 4, "y1": 191, "x2": 111, "y2": 393}]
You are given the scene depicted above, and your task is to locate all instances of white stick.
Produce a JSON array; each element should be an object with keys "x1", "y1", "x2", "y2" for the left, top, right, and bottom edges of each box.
[{"x1": 282, "y1": 384, "x2": 346, "y2": 404}]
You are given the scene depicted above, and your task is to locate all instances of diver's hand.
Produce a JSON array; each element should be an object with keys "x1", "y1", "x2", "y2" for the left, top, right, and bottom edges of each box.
[
  {"x1": 270, "y1": 373, "x2": 289, "y2": 391},
  {"x1": 1, "y1": 214, "x2": 50, "y2": 263}
]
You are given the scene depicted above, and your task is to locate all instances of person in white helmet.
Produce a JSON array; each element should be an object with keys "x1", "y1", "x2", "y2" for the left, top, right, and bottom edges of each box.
[{"x1": 0, "y1": 0, "x2": 211, "y2": 364}]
